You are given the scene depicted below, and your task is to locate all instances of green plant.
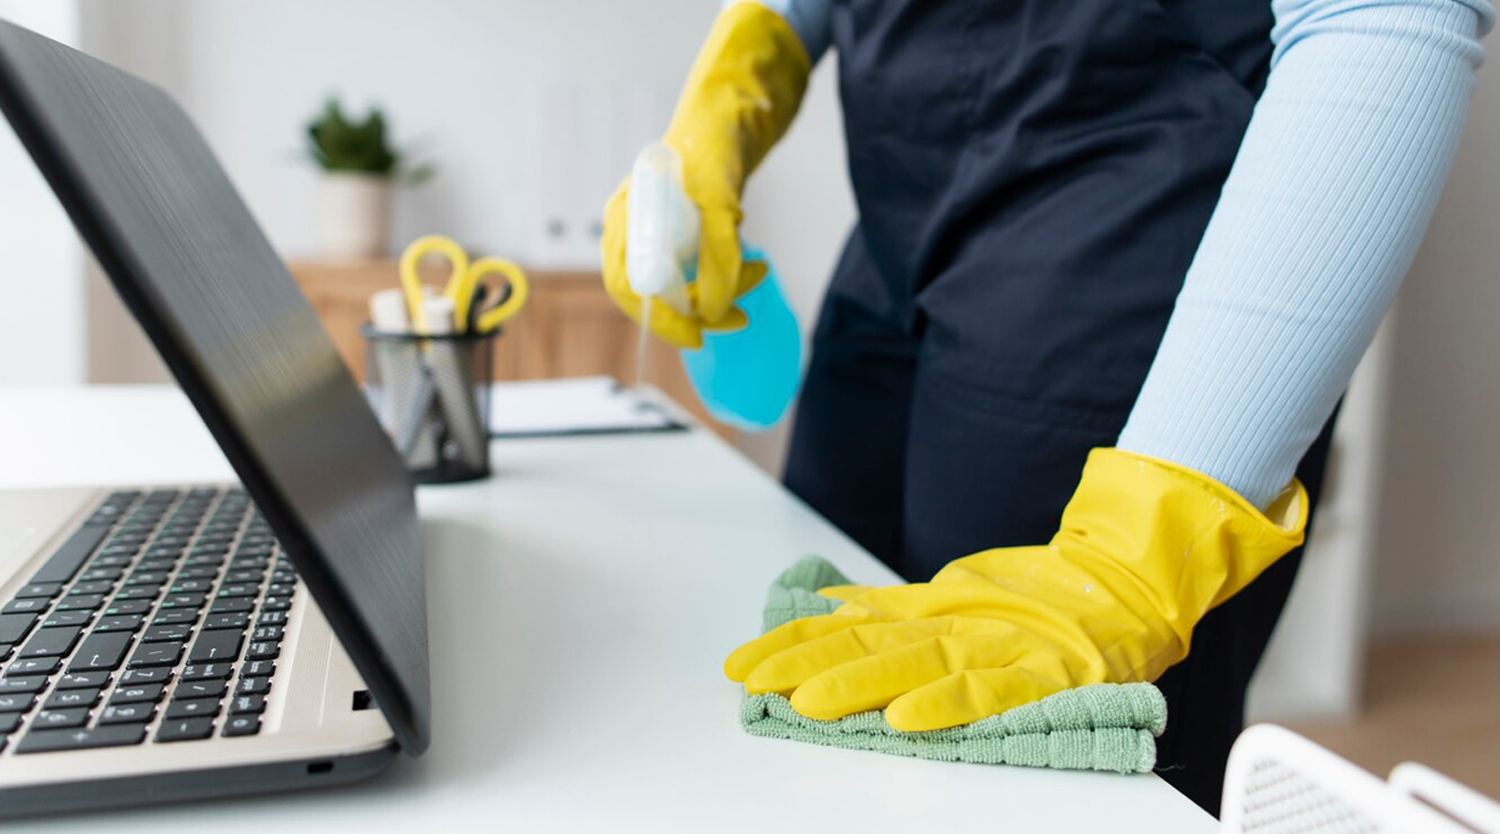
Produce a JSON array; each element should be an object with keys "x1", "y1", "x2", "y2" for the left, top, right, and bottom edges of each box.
[{"x1": 305, "y1": 97, "x2": 432, "y2": 182}]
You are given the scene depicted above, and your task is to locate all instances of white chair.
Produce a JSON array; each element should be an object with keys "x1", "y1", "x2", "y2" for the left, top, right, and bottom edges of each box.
[{"x1": 1221, "y1": 724, "x2": 1500, "y2": 833}]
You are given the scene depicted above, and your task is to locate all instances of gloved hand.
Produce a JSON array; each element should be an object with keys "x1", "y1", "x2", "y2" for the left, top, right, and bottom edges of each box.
[
  {"x1": 725, "y1": 448, "x2": 1308, "y2": 732},
  {"x1": 601, "y1": 1, "x2": 810, "y2": 348}
]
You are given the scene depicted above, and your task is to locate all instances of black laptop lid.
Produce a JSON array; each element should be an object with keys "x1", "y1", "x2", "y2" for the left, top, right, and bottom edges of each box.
[{"x1": 0, "y1": 20, "x2": 429, "y2": 754}]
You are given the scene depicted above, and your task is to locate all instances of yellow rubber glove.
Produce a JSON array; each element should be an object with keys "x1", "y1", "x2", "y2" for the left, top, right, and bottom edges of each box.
[
  {"x1": 725, "y1": 448, "x2": 1308, "y2": 732},
  {"x1": 601, "y1": 2, "x2": 811, "y2": 348}
]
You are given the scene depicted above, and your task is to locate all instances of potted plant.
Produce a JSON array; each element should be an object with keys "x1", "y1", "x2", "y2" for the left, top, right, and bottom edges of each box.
[{"x1": 305, "y1": 98, "x2": 430, "y2": 259}]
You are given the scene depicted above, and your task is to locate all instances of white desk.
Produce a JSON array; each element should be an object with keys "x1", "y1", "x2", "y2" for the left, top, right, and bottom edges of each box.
[{"x1": 0, "y1": 386, "x2": 1216, "y2": 832}]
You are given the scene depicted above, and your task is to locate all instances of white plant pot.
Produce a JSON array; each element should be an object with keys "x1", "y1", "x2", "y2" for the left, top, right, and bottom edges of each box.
[{"x1": 314, "y1": 171, "x2": 392, "y2": 259}]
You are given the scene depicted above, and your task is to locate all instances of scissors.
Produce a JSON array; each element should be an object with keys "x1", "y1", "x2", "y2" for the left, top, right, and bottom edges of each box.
[{"x1": 398, "y1": 234, "x2": 530, "y2": 335}]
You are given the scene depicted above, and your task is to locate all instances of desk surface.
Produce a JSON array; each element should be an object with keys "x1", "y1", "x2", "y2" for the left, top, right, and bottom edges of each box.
[{"x1": 0, "y1": 386, "x2": 1215, "y2": 833}]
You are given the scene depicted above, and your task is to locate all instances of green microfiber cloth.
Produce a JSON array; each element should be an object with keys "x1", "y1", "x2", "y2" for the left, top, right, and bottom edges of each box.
[{"x1": 739, "y1": 556, "x2": 1167, "y2": 774}]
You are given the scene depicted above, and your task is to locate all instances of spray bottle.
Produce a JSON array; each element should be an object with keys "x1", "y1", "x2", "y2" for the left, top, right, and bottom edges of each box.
[{"x1": 626, "y1": 142, "x2": 802, "y2": 431}]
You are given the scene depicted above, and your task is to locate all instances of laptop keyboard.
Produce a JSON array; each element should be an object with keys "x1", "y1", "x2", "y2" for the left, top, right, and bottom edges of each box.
[{"x1": 0, "y1": 488, "x2": 297, "y2": 754}]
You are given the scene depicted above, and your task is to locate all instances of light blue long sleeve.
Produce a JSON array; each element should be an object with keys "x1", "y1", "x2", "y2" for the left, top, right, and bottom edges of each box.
[
  {"x1": 737, "y1": 0, "x2": 832, "y2": 62},
  {"x1": 1117, "y1": 0, "x2": 1492, "y2": 508}
]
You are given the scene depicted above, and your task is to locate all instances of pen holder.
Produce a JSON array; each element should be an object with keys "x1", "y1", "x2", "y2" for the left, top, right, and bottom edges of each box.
[{"x1": 362, "y1": 324, "x2": 495, "y2": 484}]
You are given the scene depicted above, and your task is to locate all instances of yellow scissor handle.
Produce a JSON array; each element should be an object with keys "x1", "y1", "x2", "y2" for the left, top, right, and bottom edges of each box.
[
  {"x1": 399, "y1": 234, "x2": 470, "y2": 334},
  {"x1": 457, "y1": 257, "x2": 530, "y2": 334}
]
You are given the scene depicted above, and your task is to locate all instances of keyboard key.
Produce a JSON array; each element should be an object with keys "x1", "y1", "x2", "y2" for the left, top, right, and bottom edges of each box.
[
  {"x1": 251, "y1": 626, "x2": 282, "y2": 642},
  {"x1": 202, "y1": 613, "x2": 248, "y2": 631},
  {"x1": 165, "y1": 698, "x2": 220, "y2": 719},
  {"x1": 170, "y1": 579, "x2": 213, "y2": 595},
  {"x1": 188, "y1": 630, "x2": 242, "y2": 664},
  {"x1": 15, "y1": 583, "x2": 61, "y2": 599},
  {"x1": 151, "y1": 609, "x2": 198, "y2": 626},
  {"x1": 222, "y1": 715, "x2": 260, "y2": 737},
  {"x1": 79, "y1": 566, "x2": 125, "y2": 582},
  {"x1": 266, "y1": 583, "x2": 295, "y2": 598},
  {"x1": 68, "y1": 632, "x2": 133, "y2": 672},
  {"x1": 2, "y1": 598, "x2": 48, "y2": 615},
  {"x1": 128, "y1": 641, "x2": 183, "y2": 668},
  {"x1": 43, "y1": 688, "x2": 100, "y2": 709},
  {"x1": 181, "y1": 663, "x2": 233, "y2": 681},
  {"x1": 215, "y1": 584, "x2": 258, "y2": 598},
  {"x1": 178, "y1": 566, "x2": 220, "y2": 580},
  {"x1": 126, "y1": 571, "x2": 169, "y2": 586},
  {"x1": 207, "y1": 598, "x2": 252, "y2": 615},
  {"x1": 225, "y1": 569, "x2": 262, "y2": 583},
  {"x1": 93, "y1": 615, "x2": 142, "y2": 633},
  {"x1": 114, "y1": 586, "x2": 161, "y2": 601},
  {"x1": 5, "y1": 658, "x2": 59, "y2": 676},
  {"x1": 184, "y1": 555, "x2": 225, "y2": 568},
  {"x1": 99, "y1": 703, "x2": 155, "y2": 724},
  {"x1": 174, "y1": 679, "x2": 226, "y2": 700},
  {"x1": 55, "y1": 594, "x2": 104, "y2": 611},
  {"x1": 142, "y1": 624, "x2": 192, "y2": 643},
  {"x1": 245, "y1": 641, "x2": 279, "y2": 661},
  {"x1": 0, "y1": 713, "x2": 20, "y2": 735},
  {"x1": 155, "y1": 717, "x2": 214, "y2": 742},
  {"x1": 16, "y1": 723, "x2": 146, "y2": 753},
  {"x1": 103, "y1": 599, "x2": 152, "y2": 616},
  {"x1": 0, "y1": 676, "x2": 46, "y2": 694},
  {"x1": 69, "y1": 580, "x2": 115, "y2": 596},
  {"x1": 236, "y1": 677, "x2": 270, "y2": 696},
  {"x1": 257, "y1": 611, "x2": 287, "y2": 627},
  {"x1": 160, "y1": 593, "x2": 206, "y2": 610},
  {"x1": 40, "y1": 610, "x2": 92, "y2": 629},
  {"x1": 0, "y1": 613, "x2": 37, "y2": 644},
  {"x1": 109, "y1": 683, "x2": 165, "y2": 704},
  {"x1": 19, "y1": 626, "x2": 82, "y2": 658},
  {"x1": 29, "y1": 523, "x2": 110, "y2": 585},
  {"x1": 96, "y1": 546, "x2": 138, "y2": 560},
  {"x1": 121, "y1": 668, "x2": 173, "y2": 685},
  {"x1": 56, "y1": 671, "x2": 110, "y2": 690},
  {"x1": 240, "y1": 660, "x2": 275, "y2": 678},
  {"x1": 136, "y1": 558, "x2": 177, "y2": 572},
  {"x1": 33, "y1": 708, "x2": 89, "y2": 729},
  {"x1": 229, "y1": 694, "x2": 265, "y2": 715},
  {"x1": 0, "y1": 643, "x2": 10, "y2": 661},
  {"x1": 0, "y1": 694, "x2": 36, "y2": 712}
]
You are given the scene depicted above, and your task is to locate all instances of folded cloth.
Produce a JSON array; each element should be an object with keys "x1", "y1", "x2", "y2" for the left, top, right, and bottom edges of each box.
[{"x1": 739, "y1": 556, "x2": 1167, "y2": 774}]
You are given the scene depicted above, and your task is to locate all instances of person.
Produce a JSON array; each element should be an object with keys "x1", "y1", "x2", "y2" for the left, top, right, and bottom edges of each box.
[{"x1": 600, "y1": 0, "x2": 1491, "y2": 811}]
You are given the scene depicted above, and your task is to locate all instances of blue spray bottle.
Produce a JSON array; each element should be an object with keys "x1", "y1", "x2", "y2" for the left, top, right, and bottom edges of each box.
[{"x1": 626, "y1": 143, "x2": 801, "y2": 431}]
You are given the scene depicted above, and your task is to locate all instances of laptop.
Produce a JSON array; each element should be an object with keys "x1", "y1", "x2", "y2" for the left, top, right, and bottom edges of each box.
[{"x1": 0, "y1": 19, "x2": 430, "y2": 815}]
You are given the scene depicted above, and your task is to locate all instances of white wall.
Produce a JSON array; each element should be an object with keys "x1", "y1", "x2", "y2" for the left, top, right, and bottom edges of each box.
[
  {"x1": 1368, "y1": 52, "x2": 1500, "y2": 634},
  {"x1": 0, "y1": 0, "x2": 84, "y2": 385},
  {"x1": 107, "y1": 0, "x2": 856, "y2": 273}
]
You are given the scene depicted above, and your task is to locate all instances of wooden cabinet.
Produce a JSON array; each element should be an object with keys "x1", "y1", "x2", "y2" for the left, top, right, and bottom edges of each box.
[{"x1": 285, "y1": 259, "x2": 732, "y2": 438}]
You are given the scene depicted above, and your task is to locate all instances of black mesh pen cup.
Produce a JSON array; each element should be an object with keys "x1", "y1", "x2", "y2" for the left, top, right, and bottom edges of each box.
[{"x1": 362, "y1": 324, "x2": 496, "y2": 484}]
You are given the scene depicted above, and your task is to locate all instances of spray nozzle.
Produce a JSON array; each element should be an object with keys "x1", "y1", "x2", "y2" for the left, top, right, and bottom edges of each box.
[{"x1": 626, "y1": 142, "x2": 697, "y2": 317}]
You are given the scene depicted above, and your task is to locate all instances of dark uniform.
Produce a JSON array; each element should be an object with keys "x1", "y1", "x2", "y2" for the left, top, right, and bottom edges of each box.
[{"x1": 783, "y1": 0, "x2": 1336, "y2": 812}]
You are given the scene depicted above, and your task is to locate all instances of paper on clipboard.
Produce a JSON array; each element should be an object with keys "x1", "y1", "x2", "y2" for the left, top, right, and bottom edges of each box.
[{"x1": 488, "y1": 376, "x2": 684, "y2": 437}]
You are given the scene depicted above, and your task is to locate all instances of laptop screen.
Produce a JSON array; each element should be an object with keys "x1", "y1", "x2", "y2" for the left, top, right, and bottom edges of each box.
[{"x1": 0, "y1": 20, "x2": 429, "y2": 753}]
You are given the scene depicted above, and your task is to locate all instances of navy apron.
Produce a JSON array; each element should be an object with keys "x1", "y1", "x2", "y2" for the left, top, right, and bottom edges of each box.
[{"x1": 783, "y1": 0, "x2": 1336, "y2": 812}]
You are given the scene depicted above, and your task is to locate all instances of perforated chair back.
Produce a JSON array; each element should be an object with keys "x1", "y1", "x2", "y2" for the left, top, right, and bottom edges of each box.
[{"x1": 1221, "y1": 725, "x2": 1500, "y2": 834}]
